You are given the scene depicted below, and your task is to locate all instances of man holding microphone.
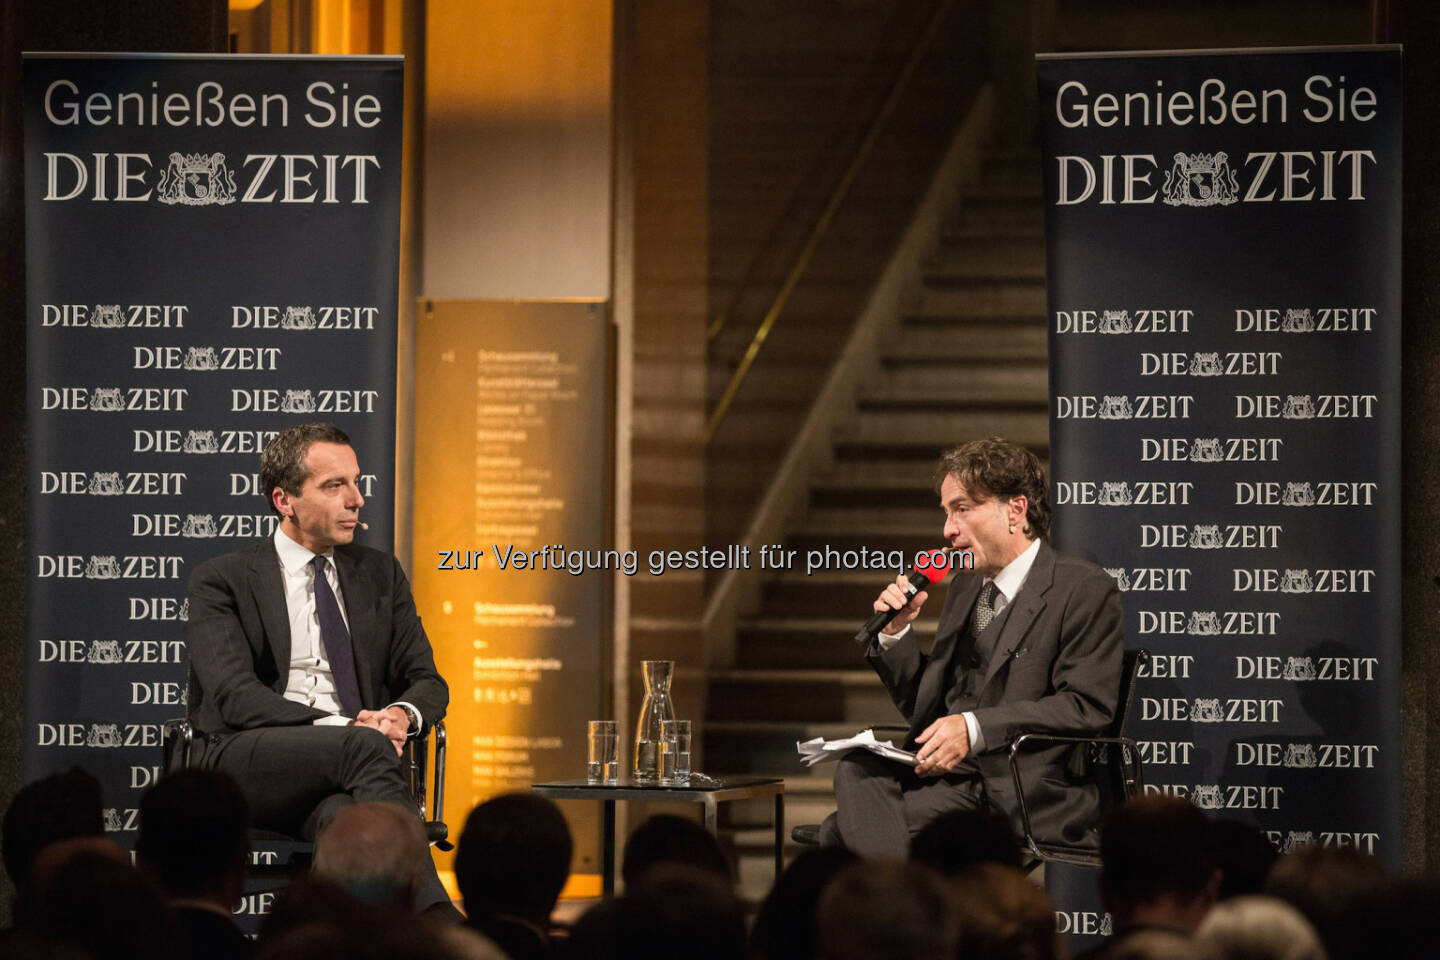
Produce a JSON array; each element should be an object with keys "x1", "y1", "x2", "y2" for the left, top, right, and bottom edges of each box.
[{"x1": 821, "y1": 437, "x2": 1123, "y2": 858}]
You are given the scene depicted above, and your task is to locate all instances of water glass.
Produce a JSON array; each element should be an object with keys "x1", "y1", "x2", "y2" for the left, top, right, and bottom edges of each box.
[
  {"x1": 587, "y1": 720, "x2": 618, "y2": 784},
  {"x1": 660, "y1": 719, "x2": 692, "y2": 785}
]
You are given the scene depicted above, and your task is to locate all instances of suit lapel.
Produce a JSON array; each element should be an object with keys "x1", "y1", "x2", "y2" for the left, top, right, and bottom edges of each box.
[
  {"x1": 978, "y1": 541, "x2": 1054, "y2": 694},
  {"x1": 334, "y1": 548, "x2": 378, "y2": 705},
  {"x1": 249, "y1": 539, "x2": 292, "y2": 681}
]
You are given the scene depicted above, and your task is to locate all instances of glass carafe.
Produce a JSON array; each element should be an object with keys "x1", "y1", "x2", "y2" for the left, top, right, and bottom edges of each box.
[{"x1": 632, "y1": 660, "x2": 676, "y2": 782}]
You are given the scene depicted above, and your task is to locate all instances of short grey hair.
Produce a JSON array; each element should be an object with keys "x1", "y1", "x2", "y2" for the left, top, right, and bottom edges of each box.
[
  {"x1": 1193, "y1": 895, "x2": 1328, "y2": 960},
  {"x1": 313, "y1": 802, "x2": 426, "y2": 908}
]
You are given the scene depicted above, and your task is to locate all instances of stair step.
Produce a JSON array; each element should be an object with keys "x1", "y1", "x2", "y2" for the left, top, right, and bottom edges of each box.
[
  {"x1": 836, "y1": 409, "x2": 1050, "y2": 448},
  {"x1": 801, "y1": 505, "x2": 949, "y2": 533},
  {"x1": 888, "y1": 320, "x2": 1048, "y2": 361},
  {"x1": 784, "y1": 531, "x2": 941, "y2": 559},
  {"x1": 926, "y1": 240, "x2": 1046, "y2": 282},
  {"x1": 910, "y1": 282, "x2": 1048, "y2": 318},
  {"x1": 947, "y1": 195, "x2": 1045, "y2": 232},
  {"x1": 736, "y1": 617, "x2": 940, "y2": 669},
  {"x1": 708, "y1": 669, "x2": 898, "y2": 723},
  {"x1": 979, "y1": 152, "x2": 1043, "y2": 192},
  {"x1": 864, "y1": 363, "x2": 1048, "y2": 404}
]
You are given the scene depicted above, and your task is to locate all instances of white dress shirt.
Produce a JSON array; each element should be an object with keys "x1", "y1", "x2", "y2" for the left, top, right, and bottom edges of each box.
[
  {"x1": 272, "y1": 527, "x2": 419, "y2": 732},
  {"x1": 878, "y1": 537, "x2": 1042, "y2": 753}
]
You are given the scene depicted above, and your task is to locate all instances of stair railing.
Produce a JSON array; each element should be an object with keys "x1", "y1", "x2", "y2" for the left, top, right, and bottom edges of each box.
[{"x1": 703, "y1": 0, "x2": 960, "y2": 444}]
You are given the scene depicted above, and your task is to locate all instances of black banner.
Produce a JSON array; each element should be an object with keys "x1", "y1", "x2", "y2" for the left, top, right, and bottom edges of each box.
[
  {"x1": 23, "y1": 54, "x2": 404, "y2": 888},
  {"x1": 1039, "y1": 45, "x2": 1402, "y2": 944}
]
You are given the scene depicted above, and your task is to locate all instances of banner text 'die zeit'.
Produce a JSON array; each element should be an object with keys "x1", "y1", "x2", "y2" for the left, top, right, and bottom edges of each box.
[
  {"x1": 23, "y1": 56, "x2": 403, "y2": 909},
  {"x1": 1038, "y1": 46, "x2": 1401, "y2": 950}
]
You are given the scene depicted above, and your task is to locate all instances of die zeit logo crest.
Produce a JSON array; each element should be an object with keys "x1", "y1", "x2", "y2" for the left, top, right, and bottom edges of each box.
[
  {"x1": 182, "y1": 430, "x2": 219, "y2": 454},
  {"x1": 1283, "y1": 309, "x2": 1316, "y2": 332},
  {"x1": 183, "y1": 347, "x2": 220, "y2": 371},
  {"x1": 157, "y1": 152, "x2": 237, "y2": 205},
  {"x1": 1098, "y1": 310, "x2": 1132, "y2": 334},
  {"x1": 1162, "y1": 152, "x2": 1240, "y2": 207},
  {"x1": 91, "y1": 305, "x2": 125, "y2": 328}
]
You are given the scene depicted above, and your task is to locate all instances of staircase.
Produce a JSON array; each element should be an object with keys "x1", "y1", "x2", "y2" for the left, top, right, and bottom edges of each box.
[{"x1": 705, "y1": 146, "x2": 1050, "y2": 899}]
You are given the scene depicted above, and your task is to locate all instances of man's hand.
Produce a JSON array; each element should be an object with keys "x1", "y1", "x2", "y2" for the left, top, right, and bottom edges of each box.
[
  {"x1": 913, "y1": 714, "x2": 970, "y2": 778},
  {"x1": 875, "y1": 574, "x2": 929, "y2": 637},
  {"x1": 353, "y1": 707, "x2": 409, "y2": 756}
]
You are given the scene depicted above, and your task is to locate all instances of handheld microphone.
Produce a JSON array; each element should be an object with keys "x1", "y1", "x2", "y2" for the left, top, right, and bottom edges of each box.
[{"x1": 853, "y1": 550, "x2": 952, "y2": 645}]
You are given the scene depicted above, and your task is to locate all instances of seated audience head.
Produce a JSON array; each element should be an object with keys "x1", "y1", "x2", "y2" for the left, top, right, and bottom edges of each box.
[
  {"x1": 454, "y1": 792, "x2": 572, "y2": 923},
  {"x1": 1264, "y1": 842, "x2": 1387, "y2": 958},
  {"x1": 1192, "y1": 895, "x2": 1326, "y2": 960},
  {"x1": 1100, "y1": 928, "x2": 1196, "y2": 960},
  {"x1": 816, "y1": 860, "x2": 959, "y2": 960},
  {"x1": 949, "y1": 862, "x2": 1058, "y2": 960},
  {"x1": 1099, "y1": 795, "x2": 1218, "y2": 934},
  {"x1": 620, "y1": 813, "x2": 730, "y2": 888},
  {"x1": 1331, "y1": 878, "x2": 1440, "y2": 960},
  {"x1": 1209, "y1": 818, "x2": 1277, "y2": 900},
  {"x1": 2, "y1": 767, "x2": 103, "y2": 893},
  {"x1": 136, "y1": 768, "x2": 250, "y2": 905},
  {"x1": 909, "y1": 808, "x2": 1021, "y2": 875},
  {"x1": 17, "y1": 838, "x2": 180, "y2": 960},
  {"x1": 313, "y1": 801, "x2": 428, "y2": 909},
  {"x1": 568, "y1": 863, "x2": 745, "y2": 960},
  {"x1": 258, "y1": 875, "x2": 464, "y2": 960},
  {"x1": 749, "y1": 847, "x2": 859, "y2": 960}
]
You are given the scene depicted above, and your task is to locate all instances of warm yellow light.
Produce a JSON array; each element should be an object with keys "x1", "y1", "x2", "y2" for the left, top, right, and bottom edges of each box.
[{"x1": 228, "y1": 0, "x2": 265, "y2": 10}]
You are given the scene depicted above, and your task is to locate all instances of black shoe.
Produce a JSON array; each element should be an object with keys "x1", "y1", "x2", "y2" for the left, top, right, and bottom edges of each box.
[{"x1": 791, "y1": 823, "x2": 821, "y2": 845}]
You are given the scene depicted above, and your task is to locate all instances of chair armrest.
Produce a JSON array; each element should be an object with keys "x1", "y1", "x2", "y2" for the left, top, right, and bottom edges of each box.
[
  {"x1": 431, "y1": 719, "x2": 446, "y2": 826},
  {"x1": 161, "y1": 719, "x2": 193, "y2": 771},
  {"x1": 1005, "y1": 732, "x2": 1144, "y2": 862}
]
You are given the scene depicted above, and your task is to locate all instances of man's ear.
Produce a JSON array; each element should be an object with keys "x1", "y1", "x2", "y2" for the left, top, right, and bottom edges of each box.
[
  {"x1": 272, "y1": 487, "x2": 292, "y2": 520},
  {"x1": 1008, "y1": 494, "x2": 1029, "y2": 530}
]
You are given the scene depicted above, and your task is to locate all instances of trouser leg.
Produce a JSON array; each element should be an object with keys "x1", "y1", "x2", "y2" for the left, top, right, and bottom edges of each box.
[
  {"x1": 828, "y1": 749, "x2": 987, "y2": 859},
  {"x1": 204, "y1": 725, "x2": 453, "y2": 910},
  {"x1": 830, "y1": 750, "x2": 916, "y2": 859}
]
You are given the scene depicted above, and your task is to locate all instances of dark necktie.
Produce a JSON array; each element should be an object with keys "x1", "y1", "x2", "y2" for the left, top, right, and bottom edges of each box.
[
  {"x1": 312, "y1": 555, "x2": 364, "y2": 718},
  {"x1": 973, "y1": 580, "x2": 1000, "y2": 635}
]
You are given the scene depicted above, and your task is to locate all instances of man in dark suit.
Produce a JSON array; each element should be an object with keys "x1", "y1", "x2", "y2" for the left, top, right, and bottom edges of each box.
[
  {"x1": 184, "y1": 422, "x2": 453, "y2": 914},
  {"x1": 822, "y1": 437, "x2": 1122, "y2": 858}
]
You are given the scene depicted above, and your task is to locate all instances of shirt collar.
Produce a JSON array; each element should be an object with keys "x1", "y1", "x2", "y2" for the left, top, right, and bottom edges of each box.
[
  {"x1": 988, "y1": 537, "x2": 1041, "y2": 605},
  {"x1": 273, "y1": 524, "x2": 333, "y2": 576}
]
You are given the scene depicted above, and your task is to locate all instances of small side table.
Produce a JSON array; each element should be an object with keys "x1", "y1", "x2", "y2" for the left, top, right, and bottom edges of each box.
[{"x1": 532, "y1": 776, "x2": 785, "y2": 895}]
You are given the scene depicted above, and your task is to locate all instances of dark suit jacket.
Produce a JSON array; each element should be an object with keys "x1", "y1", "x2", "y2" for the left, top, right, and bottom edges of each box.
[
  {"x1": 175, "y1": 904, "x2": 252, "y2": 960},
  {"x1": 867, "y1": 540, "x2": 1122, "y2": 843},
  {"x1": 185, "y1": 538, "x2": 447, "y2": 737}
]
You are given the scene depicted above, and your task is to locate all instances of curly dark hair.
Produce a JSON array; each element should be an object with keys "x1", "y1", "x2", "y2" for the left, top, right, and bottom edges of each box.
[
  {"x1": 933, "y1": 437, "x2": 1050, "y2": 540},
  {"x1": 259, "y1": 422, "x2": 352, "y2": 517}
]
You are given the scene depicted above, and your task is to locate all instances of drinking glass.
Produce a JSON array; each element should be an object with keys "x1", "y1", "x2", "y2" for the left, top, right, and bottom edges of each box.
[
  {"x1": 660, "y1": 719, "x2": 692, "y2": 785},
  {"x1": 587, "y1": 720, "x2": 618, "y2": 784}
]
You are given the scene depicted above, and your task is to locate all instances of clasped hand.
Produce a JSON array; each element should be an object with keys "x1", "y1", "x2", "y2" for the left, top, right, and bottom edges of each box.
[{"x1": 352, "y1": 706, "x2": 409, "y2": 755}]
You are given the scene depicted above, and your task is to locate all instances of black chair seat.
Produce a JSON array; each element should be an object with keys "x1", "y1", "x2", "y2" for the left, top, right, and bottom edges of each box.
[{"x1": 161, "y1": 717, "x2": 453, "y2": 891}]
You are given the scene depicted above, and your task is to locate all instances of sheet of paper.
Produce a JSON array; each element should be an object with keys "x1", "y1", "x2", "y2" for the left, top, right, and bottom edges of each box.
[{"x1": 797, "y1": 727, "x2": 917, "y2": 767}]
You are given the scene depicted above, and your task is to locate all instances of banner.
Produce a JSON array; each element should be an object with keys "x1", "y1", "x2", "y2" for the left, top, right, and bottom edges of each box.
[
  {"x1": 412, "y1": 299, "x2": 609, "y2": 893},
  {"x1": 1039, "y1": 45, "x2": 1401, "y2": 946},
  {"x1": 23, "y1": 53, "x2": 404, "y2": 901}
]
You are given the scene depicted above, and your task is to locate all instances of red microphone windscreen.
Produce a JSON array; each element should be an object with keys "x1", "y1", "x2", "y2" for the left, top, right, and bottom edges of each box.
[{"x1": 913, "y1": 548, "x2": 952, "y2": 581}]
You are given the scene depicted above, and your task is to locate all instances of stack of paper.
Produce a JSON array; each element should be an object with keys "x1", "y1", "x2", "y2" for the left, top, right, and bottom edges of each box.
[{"x1": 797, "y1": 728, "x2": 917, "y2": 767}]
